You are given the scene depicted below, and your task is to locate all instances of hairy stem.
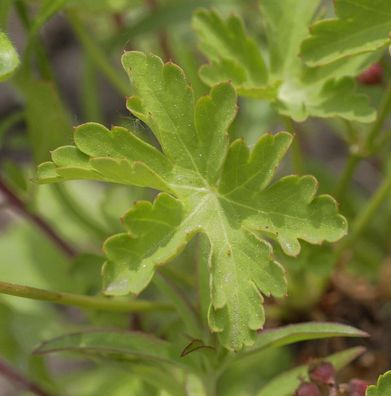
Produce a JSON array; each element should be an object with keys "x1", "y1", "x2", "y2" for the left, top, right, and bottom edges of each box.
[
  {"x1": 0, "y1": 281, "x2": 173, "y2": 313},
  {"x1": 0, "y1": 358, "x2": 52, "y2": 396},
  {"x1": 0, "y1": 178, "x2": 77, "y2": 258}
]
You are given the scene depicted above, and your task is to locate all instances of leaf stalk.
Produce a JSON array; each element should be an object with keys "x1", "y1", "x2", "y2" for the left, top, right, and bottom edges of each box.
[{"x1": 0, "y1": 281, "x2": 173, "y2": 313}]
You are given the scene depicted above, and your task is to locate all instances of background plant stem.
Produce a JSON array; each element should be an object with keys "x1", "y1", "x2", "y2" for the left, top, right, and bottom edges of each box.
[
  {"x1": 0, "y1": 178, "x2": 77, "y2": 258},
  {"x1": 0, "y1": 358, "x2": 52, "y2": 396},
  {"x1": 335, "y1": 81, "x2": 391, "y2": 201},
  {"x1": 334, "y1": 153, "x2": 361, "y2": 201},
  {"x1": 67, "y1": 11, "x2": 129, "y2": 97},
  {"x1": 0, "y1": 281, "x2": 173, "y2": 313}
]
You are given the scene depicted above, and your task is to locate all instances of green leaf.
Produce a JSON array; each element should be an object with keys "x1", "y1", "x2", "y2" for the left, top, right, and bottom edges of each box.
[
  {"x1": 235, "y1": 322, "x2": 367, "y2": 362},
  {"x1": 34, "y1": 330, "x2": 181, "y2": 366},
  {"x1": 0, "y1": 31, "x2": 19, "y2": 81},
  {"x1": 193, "y1": 9, "x2": 277, "y2": 99},
  {"x1": 259, "y1": 0, "x2": 319, "y2": 78},
  {"x1": 36, "y1": 51, "x2": 347, "y2": 351},
  {"x1": 257, "y1": 347, "x2": 365, "y2": 396},
  {"x1": 301, "y1": 0, "x2": 391, "y2": 66},
  {"x1": 22, "y1": 80, "x2": 72, "y2": 164},
  {"x1": 367, "y1": 371, "x2": 391, "y2": 396},
  {"x1": 193, "y1": 7, "x2": 376, "y2": 122}
]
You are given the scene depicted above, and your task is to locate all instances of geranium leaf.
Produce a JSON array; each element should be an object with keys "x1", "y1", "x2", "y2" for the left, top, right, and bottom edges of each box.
[
  {"x1": 36, "y1": 52, "x2": 347, "y2": 351},
  {"x1": 193, "y1": 6, "x2": 376, "y2": 123},
  {"x1": 192, "y1": 9, "x2": 278, "y2": 100},
  {"x1": 367, "y1": 371, "x2": 391, "y2": 396},
  {"x1": 259, "y1": 0, "x2": 319, "y2": 78},
  {"x1": 0, "y1": 31, "x2": 19, "y2": 81},
  {"x1": 301, "y1": 0, "x2": 391, "y2": 66}
]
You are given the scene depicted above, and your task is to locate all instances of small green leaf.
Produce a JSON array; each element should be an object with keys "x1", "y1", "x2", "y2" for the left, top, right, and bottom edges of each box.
[
  {"x1": 301, "y1": 0, "x2": 391, "y2": 66},
  {"x1": 367, "y1": 371, "x2": 391, "y2": 396},
  {"x1": 193, "y1": 6, "x2": 376, "y2": 122},
  {"x1": 0, "y1": 31, "x2": 19, "y2": 81},
  {"x1": 257, "y1": 347, "x2": 365, "y2": 396},
  {"x1": 34, "y1": 330, "x2": 179, "y2": 366},
  {"x1": 36, "y1": 52, "x2": 347, "y2": 351}
]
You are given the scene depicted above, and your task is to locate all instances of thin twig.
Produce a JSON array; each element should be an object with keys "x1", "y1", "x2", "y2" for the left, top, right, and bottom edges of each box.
[
  {"x1": 0, "y1": 358, "x2": 53, "y2": 396},
  {"x1": 0, "y1": 178, "x2": 77, "y2": 258},
  {"x1": 145, "y1": 0, "x2": 174, "y2": 61}
]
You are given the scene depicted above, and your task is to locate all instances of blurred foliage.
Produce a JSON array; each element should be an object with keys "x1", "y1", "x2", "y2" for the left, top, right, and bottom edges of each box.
[{"x1": 1, "y1": 0, "x2": 391, "y2": 394}]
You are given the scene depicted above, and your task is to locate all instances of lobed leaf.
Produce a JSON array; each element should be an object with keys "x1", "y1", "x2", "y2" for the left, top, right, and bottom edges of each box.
[
  {"x1": 36, "y1": 52, "x2": 347, "y2": 350},
  {"x1": 367, "y1": 371, "x2": 391, "y2": 396},
  {"x1": 193, "y1": 9, "x2": 277, "y2": 99},
  {"x1": 193, "y1": 6, "x2": 376, "y2": 123},
  {"x1": 301, "y1": 0, "x2": 391, "y2": 66}
]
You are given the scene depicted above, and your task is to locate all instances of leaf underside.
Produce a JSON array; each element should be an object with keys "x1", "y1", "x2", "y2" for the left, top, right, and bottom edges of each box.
[
  {"x1": 37, "y1": 51, "x2": 347, "y2": 350},
  {"x1": 192, "y1": 3, "x2": 376, "y2": 122}
]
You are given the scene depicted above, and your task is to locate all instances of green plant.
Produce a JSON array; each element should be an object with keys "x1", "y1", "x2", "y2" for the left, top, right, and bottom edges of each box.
[{"x1": 1, "y1": 0, "x2": 391, "y2": 395}]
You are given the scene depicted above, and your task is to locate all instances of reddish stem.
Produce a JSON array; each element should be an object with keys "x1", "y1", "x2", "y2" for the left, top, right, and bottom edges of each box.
[
  {"x1": 0, "y1": 178, "x2": 77, "y2": 258},
  {"x1": 145, "y1": 0, "x2": 174, "y2": 61},
  {"x1": 0, "y1": 358, "x2": 53, "y2": 396}
]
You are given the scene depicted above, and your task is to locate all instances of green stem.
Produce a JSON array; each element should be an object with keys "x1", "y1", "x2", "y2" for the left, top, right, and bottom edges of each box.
[
  {"x1": 52, "y1": 184, "x2": 107, "y2": 240},
  {"x1": 335, "y1": 174, "x2": 391, "y2": 258},
  {"x1": 334, "y1": 154, "x2": 361, "y2": 201},
  {"x1": 349, "y1": 174, "x2": 391, "y2": 243},
  {"x1": 67, "y1": 12, "x2": 129, "y2": 97},
  {"x1": 15, "y1": 0, "x2": 53, "y2": 80},
  {"x1": 203, "y1": 374, "x2": 217, "y2": 396},
  {"x1": 334, "y1": 82, "x2": 391, "y2": 202},
  {"x1": 153, "y1": 273, "x2": 202, "y2": 338},
  {"x1": 0, "y1": 281, "x2": 173, "y2": 313},
  {"x1": 366, "y1": 80, "x2": 391, "y2": 151},
  {"x1": 283, "y1": 117, "x2": 304, "y2": 174}
]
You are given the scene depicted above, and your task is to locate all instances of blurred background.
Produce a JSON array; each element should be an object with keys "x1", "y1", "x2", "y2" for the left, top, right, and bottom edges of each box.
[{"x1": 1, "y1": 0, "x2": 391, "y2": 394}]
